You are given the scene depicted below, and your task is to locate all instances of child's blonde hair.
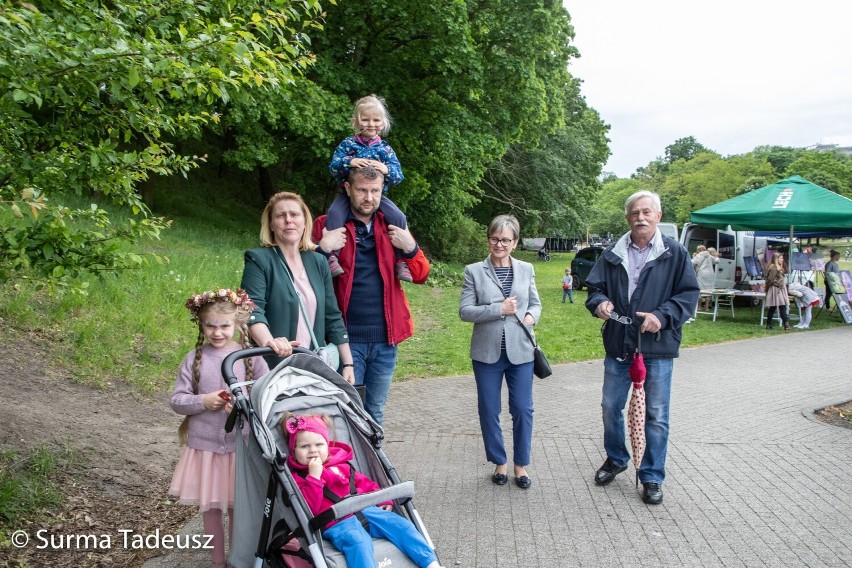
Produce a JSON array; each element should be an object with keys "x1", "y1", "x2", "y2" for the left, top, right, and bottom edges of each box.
[
  {"x1": 177, "y1": 300, "x2": 255, "y2": 445},
  {"x1": 352, "y1": 94, "x2": 392, "y2": 137}
]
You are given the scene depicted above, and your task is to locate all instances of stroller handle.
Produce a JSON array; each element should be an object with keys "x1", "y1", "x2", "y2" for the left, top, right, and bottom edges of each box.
[
  {"x1": 220, "y1": 346, "x2": 316, "y2": 434},
  {"x1": 221, "y1": 346, "x2": 315, "y2": 386}
]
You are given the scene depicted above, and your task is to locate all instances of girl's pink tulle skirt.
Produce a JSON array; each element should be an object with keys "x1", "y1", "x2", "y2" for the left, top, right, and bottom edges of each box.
[{"x1": 168, "y1": 447, "x2": 235, "y2": 512}]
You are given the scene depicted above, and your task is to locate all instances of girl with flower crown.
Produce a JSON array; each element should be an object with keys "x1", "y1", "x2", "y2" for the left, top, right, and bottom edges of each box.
[
  {"x1": 280, "y1": 413, "x2": 444, "y2": 568},
  {"x1": 169, "y1": 288, "x2": 270, "y2": 568}
]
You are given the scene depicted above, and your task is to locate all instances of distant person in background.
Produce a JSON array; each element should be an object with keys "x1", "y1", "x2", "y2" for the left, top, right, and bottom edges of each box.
[
  {"x1": 562, "y1": 267, "x2": 574, "y2": 304},
  {"x1": 824, "y1": 250, "x2": 841, "y2": 310},
  {"x1": 788, "y1": 282, "x2": 820, "y2": 329},
  {"x1": 761, "y1": 252, "x2": 791, "y2": 330},
  {"x1": 692, "y1": 245, "x2": 718, "y2": 310}
]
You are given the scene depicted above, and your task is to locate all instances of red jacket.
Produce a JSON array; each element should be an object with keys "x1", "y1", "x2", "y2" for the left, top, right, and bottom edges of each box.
[{"x1": 312, "y1": 212, "x2": 430, "y2": 345}]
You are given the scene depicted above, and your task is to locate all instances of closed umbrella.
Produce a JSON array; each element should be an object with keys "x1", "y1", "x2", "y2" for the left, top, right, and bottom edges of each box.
[{"x1": 627, "y1": 331, "x2": 646, "y2": 487}]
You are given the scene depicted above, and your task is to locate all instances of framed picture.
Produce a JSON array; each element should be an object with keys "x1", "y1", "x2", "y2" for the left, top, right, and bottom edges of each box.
[
  {"x1": 826, "y1": 271, "x2": 846, "y2": 294},
  {"x1": 810, "y1": 254, "x2": 825, "y2": 271},
  {"x1": 840, "y1": 270, "x2": 852, "y2": 302},
  {"x1": 790, "y1": 252, "x2": 810, "y2": 271},
  {"x1": 744, "y1": 256, "x2": 762, "y2": 278},
  {"x1": 835, "y1": 295, "x2": 852, "y2": 325}
]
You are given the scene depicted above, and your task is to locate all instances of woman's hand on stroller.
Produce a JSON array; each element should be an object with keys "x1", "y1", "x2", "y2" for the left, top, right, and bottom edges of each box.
[
  {"x1": 264, "y1": 336, "x2": 301, "y2": 357},
  {"x1": 341, "y1": 365, "x2": 355, "y2": 384}
]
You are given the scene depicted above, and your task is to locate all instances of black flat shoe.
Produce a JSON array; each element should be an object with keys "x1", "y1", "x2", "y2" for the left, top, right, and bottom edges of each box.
[
  {"x1": 641, "y1": 482, "x2": 663, "y2": 505},
  {"x1": 491, "y1": 472, "x2": 508, "y2": 486},
  {"x1": 594, "y1": 457, "x2": 628, "y2": 486},
  {"x1": 514, "y1": 475, "x2": 532, "y2": 489}
]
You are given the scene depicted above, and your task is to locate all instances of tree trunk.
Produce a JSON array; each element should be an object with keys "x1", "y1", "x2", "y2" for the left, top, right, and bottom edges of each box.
[
  {"x1": 258, "y1": 166, "x2": 275, "y2": 203},
  {"x1": 139, "y1": 178, "x2": 155, "y2": 209}
]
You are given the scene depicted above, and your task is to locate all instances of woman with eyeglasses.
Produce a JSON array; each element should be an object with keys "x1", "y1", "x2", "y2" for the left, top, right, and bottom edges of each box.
[{"x1": 459, "y1": 215, "x2": 542, "y2": 489}]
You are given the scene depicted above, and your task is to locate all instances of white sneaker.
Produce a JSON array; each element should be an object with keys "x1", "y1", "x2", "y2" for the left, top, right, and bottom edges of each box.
[{"x1": 685, "y1": 318, "x2": 695, "y2": 324}]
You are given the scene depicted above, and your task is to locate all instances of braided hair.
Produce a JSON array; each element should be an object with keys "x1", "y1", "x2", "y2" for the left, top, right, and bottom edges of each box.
[{"x1": 177, "y1": 301, "x2": 255, "y2": 445}]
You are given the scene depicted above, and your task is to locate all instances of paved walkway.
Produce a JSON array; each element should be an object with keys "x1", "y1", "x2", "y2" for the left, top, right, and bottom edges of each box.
[{"x1": 146, "y1": 326, "x2": 852, "y2": 567}]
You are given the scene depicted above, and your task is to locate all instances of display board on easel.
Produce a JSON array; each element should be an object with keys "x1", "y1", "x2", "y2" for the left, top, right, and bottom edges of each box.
[
  {"x1": 834, "y1": 294, "x2": 852, "y2": 324},
  {"x1": 824, "y1": 271, "x2": 852, "y2": 324}
]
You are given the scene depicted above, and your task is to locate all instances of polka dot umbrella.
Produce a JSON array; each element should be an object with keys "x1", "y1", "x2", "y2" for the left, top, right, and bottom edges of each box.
[{"x1": 627, "y1": 332, "x2": 646, "y2": 487}]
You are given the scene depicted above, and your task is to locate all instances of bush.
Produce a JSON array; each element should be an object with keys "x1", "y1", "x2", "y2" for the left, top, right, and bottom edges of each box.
[{"x1": 426, "y1": 216, "x2": 486, "y2": 265}]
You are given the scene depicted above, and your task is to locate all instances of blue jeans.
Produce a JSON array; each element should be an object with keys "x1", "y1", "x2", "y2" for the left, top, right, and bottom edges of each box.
[
  {"x1": 323, "y1": 507, "x2": 437, "y2": 568},
  {"x1": 601, "y1": 354, "x2": 673, "y2": 484},
  {"x1": 472, "y1": 350, "x2": 534, "y2": 466},
  {"x1": 562, "y1": 288, "x2": 573, "y2": 303},
  {"x1": 350, "y1": 342, "x2": 398, "y2": 425}
]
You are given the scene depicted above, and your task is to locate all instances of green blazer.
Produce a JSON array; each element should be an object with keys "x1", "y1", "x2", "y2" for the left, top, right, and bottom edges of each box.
[{"x1": 241, "y1": 247, "x2": 349, "y2": 356}]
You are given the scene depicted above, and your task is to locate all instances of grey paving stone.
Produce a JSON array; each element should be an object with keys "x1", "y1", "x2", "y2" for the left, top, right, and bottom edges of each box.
[{"x1": 146, "y1": 327, "x2": 852, "y2": 567}]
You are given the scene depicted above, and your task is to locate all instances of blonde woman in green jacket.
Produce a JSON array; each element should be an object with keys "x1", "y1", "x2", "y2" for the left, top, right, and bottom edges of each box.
[{"x1": 241, "y1": 192, "x2": 354, "y2": 383}]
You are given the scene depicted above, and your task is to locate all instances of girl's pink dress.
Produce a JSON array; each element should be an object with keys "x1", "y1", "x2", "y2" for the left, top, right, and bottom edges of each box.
[
  {"x1": 168, "y1": 343, "x2": 269, "y2": 512},
  {"x1": 169, "y1": 448, "x2": 236, "y2": 512}
]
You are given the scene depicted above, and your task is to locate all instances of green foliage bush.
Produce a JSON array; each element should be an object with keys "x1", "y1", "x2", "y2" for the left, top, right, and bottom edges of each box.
[
  {"x1": 0, "y1": 446, "x2": 66, "y2": 528},
  {"x1": 425, "y1": 216, "x2": 486, "y2": 267}
]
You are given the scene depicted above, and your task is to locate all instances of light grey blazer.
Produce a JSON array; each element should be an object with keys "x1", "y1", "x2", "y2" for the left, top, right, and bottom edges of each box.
[{"x1": 459, "y1": 256, "x2": 542, "y2": 364}]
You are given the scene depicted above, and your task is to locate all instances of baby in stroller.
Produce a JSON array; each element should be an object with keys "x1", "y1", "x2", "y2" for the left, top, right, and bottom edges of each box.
[
  {"x1": 227, "y1": 349, "x2": 440, "y2": 568},
  {"x1": 281, "y1": 413, "x2": 443, "y2": 568}
]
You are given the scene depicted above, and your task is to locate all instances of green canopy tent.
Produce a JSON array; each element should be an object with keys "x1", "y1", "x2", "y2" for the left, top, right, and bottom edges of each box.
[
  {"x1": 690, "y1": 175, "x2": 852, "y2": 237},
  {"x1": 691, "y1": 176, "x2": 852, "y2": 317}
]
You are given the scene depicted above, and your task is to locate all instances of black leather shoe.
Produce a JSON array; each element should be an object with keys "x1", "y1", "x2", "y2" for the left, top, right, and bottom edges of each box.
[
  {"x1": 642, "y1": 482, "x2": 663, "y2": 505},
  {"x1": 594, "y1": 457, "x2": 627, "y2": 486},
  {"x1": 491, "y1": 472, "x2": 508, "y2": 486},
  {"x1": 514, "y1": 475, "x2": 532, "y2": 489}
]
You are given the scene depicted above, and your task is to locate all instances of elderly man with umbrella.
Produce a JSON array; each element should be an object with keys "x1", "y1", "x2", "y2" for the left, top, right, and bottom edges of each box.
[{"x1": 585, "y1": 190, "x2": 699, "y2": 505}]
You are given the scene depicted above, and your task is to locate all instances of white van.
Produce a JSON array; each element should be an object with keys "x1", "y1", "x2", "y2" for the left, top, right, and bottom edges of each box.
[
  {"x1": 658, "y1": 222, "x2": 679, "y2": 241},
  {"x1": 679, "y1": 223, "x2": 787, "y2": 289}
]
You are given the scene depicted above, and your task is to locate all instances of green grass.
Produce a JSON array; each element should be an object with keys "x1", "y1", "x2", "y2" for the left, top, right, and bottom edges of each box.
[
  {"x1": 2, "y1": 203, "x2": 259, "y2": 392},
  {"x1": 3, "y1": 206, "x2": 851, "y2": 392},
  {"x1": 399, "y1": 248, "x2": 852, "y2": 380},
  {"x1": 0, "y1": 446, "x2": 69, "y2": 531}
]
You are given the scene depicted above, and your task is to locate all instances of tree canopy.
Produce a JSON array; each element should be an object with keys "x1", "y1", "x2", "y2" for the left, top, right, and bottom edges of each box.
[
  {"x1": 3, "y1": 0, "x2": 613, "y2": 288},
  {"x1": 1, "y1": 0, "x2": 326, "y2": 291},
  {"x1": 619, "y1": 137, "x2": 852, "y2": 228},
  {"x1": 215, "y1": 0, "x2": 609, "y2": 254}
]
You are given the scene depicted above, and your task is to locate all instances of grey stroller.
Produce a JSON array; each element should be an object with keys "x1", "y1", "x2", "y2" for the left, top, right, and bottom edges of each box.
[{"x1": 222, "y1": 347, "x2": 438, "y2": 568}]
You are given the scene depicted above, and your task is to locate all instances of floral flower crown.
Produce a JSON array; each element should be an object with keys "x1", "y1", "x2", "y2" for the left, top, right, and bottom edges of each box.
[{"x1": 185, "y1": 288, "x2": 256, "y2": 322}]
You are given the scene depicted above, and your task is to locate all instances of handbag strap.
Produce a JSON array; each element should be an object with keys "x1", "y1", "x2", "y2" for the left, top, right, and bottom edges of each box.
[
  {"x1": 276, "y1": 252, "x2": 321, "y2": 351},
  {"x1": 513, "y1": 313, "x2": 538, "y2": 348}
]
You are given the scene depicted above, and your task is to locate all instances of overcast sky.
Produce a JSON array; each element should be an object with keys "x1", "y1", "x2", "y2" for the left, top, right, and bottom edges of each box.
[{"x1": 565, "y1": 1, "x2": 852, "y2": 178}]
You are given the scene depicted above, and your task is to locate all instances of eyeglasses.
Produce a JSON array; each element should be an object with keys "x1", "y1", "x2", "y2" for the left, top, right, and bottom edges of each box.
[
  {"x1": 609, "y1": 312, "x2": 633, "y2": 325},
  {"x1": 488, "y1": 237, "x2": 514, "y2": 246}
]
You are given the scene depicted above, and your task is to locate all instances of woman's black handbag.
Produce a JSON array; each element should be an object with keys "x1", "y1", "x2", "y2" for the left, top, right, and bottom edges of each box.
[
  {"x1": 515, "y1": 314, "x2": 553, "y2": 379},
  {"x1": 532, "y1": 346, "x2": 553, "y2": 379}
]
